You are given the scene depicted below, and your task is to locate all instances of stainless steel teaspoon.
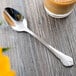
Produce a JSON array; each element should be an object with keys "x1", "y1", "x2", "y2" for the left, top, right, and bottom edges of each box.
[{"x1": 3, "y1": 7, "x2": 74, "y2": 67}]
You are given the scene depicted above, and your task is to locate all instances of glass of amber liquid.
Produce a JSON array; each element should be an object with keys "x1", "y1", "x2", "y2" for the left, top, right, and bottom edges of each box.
[{"x1": 44, "y1": 0, "x2": 75, "y2": 18}]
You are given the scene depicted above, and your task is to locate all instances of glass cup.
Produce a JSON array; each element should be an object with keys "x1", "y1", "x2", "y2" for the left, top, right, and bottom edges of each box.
[{"x1": 44, "y1": 0, "x2": 75, "y2": 18}]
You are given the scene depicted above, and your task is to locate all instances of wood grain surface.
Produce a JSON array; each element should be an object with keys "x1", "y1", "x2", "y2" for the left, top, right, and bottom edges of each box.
[{"x1": 0, "y1": 0, "x2": 76, "y2": 76}]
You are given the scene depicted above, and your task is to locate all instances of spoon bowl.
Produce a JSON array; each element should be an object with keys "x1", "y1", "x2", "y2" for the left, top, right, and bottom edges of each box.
[
  {"x1": 3, "y1": 7, "x2": 74, "y2": 67},
  {"x1": 3, "y1": 8, "x2": 28, "y2": 31}
]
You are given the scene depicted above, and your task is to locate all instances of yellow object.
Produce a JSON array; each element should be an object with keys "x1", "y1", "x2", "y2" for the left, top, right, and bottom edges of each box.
[
  {"x1": 0, "y1": 47, "x2": 16, "y2": 76},
  {"x1": 0, "y1": 47, "x2": 2, "y2": 54},
  {"x1": 0, "y1": 55, "x2": 10, "y2": 72},
  {"x1": 6, "y1": 71, "x2": 16, "y2": 76}
]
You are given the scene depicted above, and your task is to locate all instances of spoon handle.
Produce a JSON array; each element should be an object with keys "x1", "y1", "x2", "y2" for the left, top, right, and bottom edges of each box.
[{"x1": 26, "y1": 29, "x2": 74, "y2": 67}]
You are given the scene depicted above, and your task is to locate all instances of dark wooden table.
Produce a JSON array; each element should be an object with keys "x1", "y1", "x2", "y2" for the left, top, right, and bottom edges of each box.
[{"x1": 0, "y1": 0, "x2": 76, "y2": 76}]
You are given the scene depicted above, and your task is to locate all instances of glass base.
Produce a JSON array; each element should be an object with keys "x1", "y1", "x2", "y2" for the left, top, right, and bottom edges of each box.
[{"x1": 44, "y1": 7, "x2": 73, "y2": 18}]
